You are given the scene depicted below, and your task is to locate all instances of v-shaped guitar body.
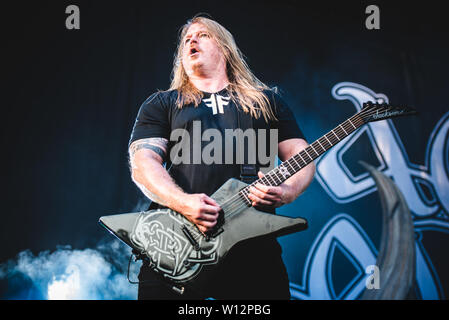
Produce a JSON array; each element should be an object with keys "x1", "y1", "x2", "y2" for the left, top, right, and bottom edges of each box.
[
  {"x1": 99, "y1": 178, "x2": 308, "y2": 286},
  {"x1": 211, "y1": 178, "x2": 308, "y2": 244}
]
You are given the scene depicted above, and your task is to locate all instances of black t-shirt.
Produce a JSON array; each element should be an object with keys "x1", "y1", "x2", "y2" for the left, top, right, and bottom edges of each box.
[
  {"x1": 130, "y1": 87, "x2": 305, "y2": 298},
  {"x1": 129, "y1": 87, "x2": 304, "y2": 198}
]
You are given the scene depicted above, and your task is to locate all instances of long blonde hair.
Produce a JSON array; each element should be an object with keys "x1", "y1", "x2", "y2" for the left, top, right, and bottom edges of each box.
[{"x1": 169, "y1": 16, "x2": 276, "y2": 122}]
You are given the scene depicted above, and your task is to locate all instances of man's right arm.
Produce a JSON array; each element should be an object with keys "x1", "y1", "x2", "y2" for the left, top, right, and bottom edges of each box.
[{"x1": 129, "y1": 138, "x2": 220, "y2": 233}]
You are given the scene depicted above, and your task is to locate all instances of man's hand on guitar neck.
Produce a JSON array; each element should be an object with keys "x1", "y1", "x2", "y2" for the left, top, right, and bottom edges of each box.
[
  {"x1": 248, "y1": 171, "x2": 294, "y2": 209},
  {"x1": 248, "y1": 138, "x2": 316, "y2": 210}
]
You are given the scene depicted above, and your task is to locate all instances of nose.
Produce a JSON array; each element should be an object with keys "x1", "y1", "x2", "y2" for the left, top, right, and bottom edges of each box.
[{"x1": 190, "y1": 34, "x2": 199, "y2": 43}]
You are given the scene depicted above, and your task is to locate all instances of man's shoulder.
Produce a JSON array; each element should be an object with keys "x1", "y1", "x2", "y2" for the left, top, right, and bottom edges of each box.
[
  {"x1": 136, "y1": 90, "x2": 177, "y2": 112},
  {"x1": 141, "y1": 89, "x2": 178, "y2": 109},
  {"x1": 261, "y1": 87, "x2": 287, "y2": 110}
]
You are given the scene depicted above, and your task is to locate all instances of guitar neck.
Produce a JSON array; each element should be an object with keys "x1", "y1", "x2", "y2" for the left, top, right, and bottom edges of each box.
[{"x1": 239, "y1": 111, "x2": 365, "y2": 201}]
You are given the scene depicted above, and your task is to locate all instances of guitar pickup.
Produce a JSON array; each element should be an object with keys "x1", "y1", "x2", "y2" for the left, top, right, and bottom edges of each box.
[{"x1": 181, "y1": 225, "x2": 200, "y2": 251}]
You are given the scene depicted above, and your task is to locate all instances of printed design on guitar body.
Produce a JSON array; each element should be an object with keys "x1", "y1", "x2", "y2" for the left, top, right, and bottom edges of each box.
[{"x1": 130, "y1": 209, "x2": 221, "y2": 282}]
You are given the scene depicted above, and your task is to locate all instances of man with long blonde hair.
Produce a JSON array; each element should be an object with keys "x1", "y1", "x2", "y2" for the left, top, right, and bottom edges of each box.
[{"x1": 128, "y1": 15, "x2": 315, "y2": 299}]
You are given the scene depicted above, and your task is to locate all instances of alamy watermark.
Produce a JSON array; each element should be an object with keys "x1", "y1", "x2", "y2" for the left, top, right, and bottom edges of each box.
[
  {"x1": 365, "y1": 5, "x2": 380, "y2": 30},
  {"x1": 65, "y1": 5, "x2": 380, "y2": 31},
  {"x1": 65, "y1": 5, "x2": 80, "y2": 30},
  {"x1": 169, "y1": 121, "x2": 278, "y2": 171},
  {"x1": 365, "y1": 265, "x2": 380, "y2": 289}
]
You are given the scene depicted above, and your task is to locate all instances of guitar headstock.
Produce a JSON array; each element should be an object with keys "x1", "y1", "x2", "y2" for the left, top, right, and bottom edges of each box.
[{"x1": 361, "y1": 101, "x2": 418, "y2": 123}]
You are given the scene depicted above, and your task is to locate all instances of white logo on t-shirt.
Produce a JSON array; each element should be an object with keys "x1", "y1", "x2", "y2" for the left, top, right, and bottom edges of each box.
[{"x1": 203, "y1": 94, "x2": 230, "y2": 115}]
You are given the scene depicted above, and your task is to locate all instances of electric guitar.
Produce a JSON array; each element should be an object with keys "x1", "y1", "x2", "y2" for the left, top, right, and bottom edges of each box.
[{"x1": 99, "y1": 101, "x2": 416, "y2": 292}]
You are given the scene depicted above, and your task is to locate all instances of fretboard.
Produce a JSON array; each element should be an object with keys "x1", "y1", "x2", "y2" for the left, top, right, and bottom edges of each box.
[{"x1": 239, "y1": 112, "x2": 364, "y2": 204}]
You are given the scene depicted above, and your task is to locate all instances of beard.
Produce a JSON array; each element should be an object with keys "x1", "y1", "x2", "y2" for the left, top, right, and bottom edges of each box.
[
  {"x1": 183, "y1": 52, "x2": 225, "y2": 78},
  {"x1": 190, "y1": 60, "x2": 208, "y2": 77}
]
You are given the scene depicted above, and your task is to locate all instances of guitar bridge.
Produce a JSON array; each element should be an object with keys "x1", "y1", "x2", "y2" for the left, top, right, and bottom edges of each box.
[
  {"x1": 204, "y1": 209, "x2": 225, "y2": 241},
  {"x1": 205, "y1": 227, "x2": 224, "y2": 241}
]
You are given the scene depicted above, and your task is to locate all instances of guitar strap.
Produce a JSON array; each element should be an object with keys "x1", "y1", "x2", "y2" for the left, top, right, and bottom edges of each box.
[{"x1": 237, "y1": 107, "x2": 259, "y2": 184}]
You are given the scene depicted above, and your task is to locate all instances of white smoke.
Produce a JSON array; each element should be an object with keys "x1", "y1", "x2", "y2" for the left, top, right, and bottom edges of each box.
[{"x1": 0, "y1": 239, "x2": 141, "y2": 300}]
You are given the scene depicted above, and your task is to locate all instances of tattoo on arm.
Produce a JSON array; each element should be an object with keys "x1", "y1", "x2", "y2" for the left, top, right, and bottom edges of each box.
[
  {"x1": 133, "y1": 179, "x2": 168, "y2": 206},
  {"x1": 129, "y1": 138, "x2": 168, "y2": 163},
  {"x1": 128, "y1": 138, "x2": 170, "y2": 205}
]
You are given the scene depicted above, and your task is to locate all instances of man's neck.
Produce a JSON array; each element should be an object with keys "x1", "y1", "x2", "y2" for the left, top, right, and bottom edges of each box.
[{"x1": 188, "y1": 73, "x2": 229, "y2": 94}]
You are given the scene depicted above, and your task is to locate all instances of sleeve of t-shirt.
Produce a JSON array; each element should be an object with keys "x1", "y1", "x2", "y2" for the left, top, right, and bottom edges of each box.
[
  {"x1": 128, "y1": 92, "x2": 170, "y2": 147},
  {"x1": 270, "y1": 91, "x2": 307, "y2": 143}
]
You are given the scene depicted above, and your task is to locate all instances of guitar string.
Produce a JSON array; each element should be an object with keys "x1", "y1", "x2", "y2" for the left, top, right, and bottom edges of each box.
[
  {"x1": 216, "y1": 106, "x2": 388, "y2": 219},
  {"x1": 228, "y1": 104, "x2": 394, "y2": 214},
  {"x1": 218, "y1": 112, "x2": 369, "y2": 218},
  {"x1": 158, "y1": 107, "x2": 381, "y2": 242},
  {"x1": 220, "y1": 107, "x2": 379, "y2": 215},
  {"x1": 218, "y1": 119, "x2": 362, "y2": 217}
]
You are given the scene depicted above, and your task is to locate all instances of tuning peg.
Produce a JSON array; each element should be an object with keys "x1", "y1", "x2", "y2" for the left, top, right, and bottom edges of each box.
[{"x1": 363, "y1": 101, "x2": 374, "y2": 108}]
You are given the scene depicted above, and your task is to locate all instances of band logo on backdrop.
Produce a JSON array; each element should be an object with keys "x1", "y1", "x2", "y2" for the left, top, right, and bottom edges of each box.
[{"x1": 290, "y1": 82, "x2": 449, "y2": 300}]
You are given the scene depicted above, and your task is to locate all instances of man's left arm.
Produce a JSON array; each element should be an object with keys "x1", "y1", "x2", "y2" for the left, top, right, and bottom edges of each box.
[{"x1": 248, "y1": 138, "x2": 315, "y2": 208}]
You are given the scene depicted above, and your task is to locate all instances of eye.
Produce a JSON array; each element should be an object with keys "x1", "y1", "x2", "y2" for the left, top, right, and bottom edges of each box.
[
  {"x1": 185, "y1": 38, "x2": 191, "y2": 44},
  {"x1": 200, "y1": 33, "x2": 209, "y2": 38}
]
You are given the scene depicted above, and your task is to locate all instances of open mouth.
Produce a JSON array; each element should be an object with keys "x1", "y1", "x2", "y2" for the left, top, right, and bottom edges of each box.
[{"x1": 189, "y1": 47, "x2": 199, "y2": 56}]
